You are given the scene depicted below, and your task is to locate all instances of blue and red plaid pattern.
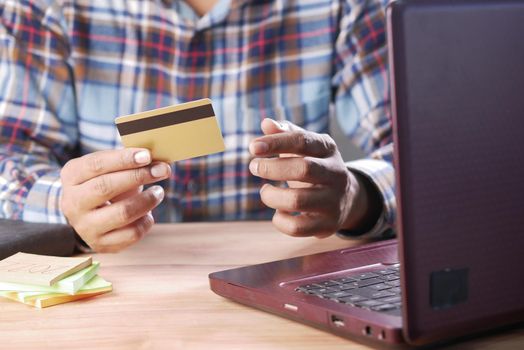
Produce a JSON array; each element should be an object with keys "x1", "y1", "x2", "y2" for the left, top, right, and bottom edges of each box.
[{"x1": 0, "y1": 0, "x2": 395, "y2": 237}]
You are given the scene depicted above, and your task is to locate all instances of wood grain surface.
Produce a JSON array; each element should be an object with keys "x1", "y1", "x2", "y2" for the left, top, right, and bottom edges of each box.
[{"x1": 0, "y1": 222, "x2": 522, "y2": 349}]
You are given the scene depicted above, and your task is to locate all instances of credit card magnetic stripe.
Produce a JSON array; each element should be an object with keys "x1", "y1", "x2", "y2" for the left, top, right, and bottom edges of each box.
[{"x1": 116, "y1": 104, "x2": 215, "y2": 136}]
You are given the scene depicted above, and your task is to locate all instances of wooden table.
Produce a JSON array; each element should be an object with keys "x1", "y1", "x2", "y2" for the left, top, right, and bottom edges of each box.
[{"x1": 1, "y1": 222, "x2": 523, "y2": 349}]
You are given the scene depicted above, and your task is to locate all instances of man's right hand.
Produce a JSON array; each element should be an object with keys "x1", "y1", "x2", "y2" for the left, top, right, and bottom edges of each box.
[{"x1": 60, "y1": 149, "x2": 171, "y2": 252}]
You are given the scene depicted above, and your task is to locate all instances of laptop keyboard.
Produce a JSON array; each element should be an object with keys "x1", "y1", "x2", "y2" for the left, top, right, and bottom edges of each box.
[{"x1": 295, "y1": 266, "x2": 402, "y2": 316}]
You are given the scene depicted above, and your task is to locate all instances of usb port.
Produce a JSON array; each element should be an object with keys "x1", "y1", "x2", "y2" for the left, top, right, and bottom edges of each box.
[{"x1": 331, "y1": 315, "x2": 345, "y2": 327}]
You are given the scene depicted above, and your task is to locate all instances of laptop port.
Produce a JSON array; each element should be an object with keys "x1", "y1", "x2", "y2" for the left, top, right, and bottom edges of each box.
[
  {"x1": 330, "y1": 315, "x2": 345, "y2": 327},
  {"x1": 364, "y1": 326, "x2": 372, "y2": 336},
  {"x1": 283, "y1": 303, "x2": 298, "y2": 312}
]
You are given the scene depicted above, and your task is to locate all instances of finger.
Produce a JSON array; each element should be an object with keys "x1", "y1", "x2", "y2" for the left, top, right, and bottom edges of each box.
[
  {"x1": 249, "y1": 157, "x2": 330, "y2": 184},
  {"x1": 272, "y1": 210, "x2": 337, "y2": 238},
  {"x1": 260, "y1": 118, "x2": 302, "y2": 136},
  {"x1": 111, "y1": 185, "x2": 143, "y2": 203},
  {"x1": 76, "y1": 162, "x2": 170, "y2": 210},
  {"x1": 259, "y1": 184, "x2": 334, "y2": 213},
  {"x1": 80, "y1": 185, "x2": 164, "y2": 237},
  {"x1": 61, "y1": 148, "x2": 152, "y2": 185},
  {"x1": 93, "y1": 213, "x2": 155, "y2": 253},
  {"x1": 249, "y1": 130, "x2": 336, "y2": 158}
]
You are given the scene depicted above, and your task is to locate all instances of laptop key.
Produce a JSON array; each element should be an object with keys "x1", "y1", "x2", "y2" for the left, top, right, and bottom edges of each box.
[
  {"x1": 351, "y1": 272, "x2": 380, "y2": 280},
  {"x1": 307, "y1": 287, "x2": 336, "y2": 295},
  {"x1": 324, "y1": 284, "x2": 345, "y2": 292},
  {"x1": 318, "y1": 280, "x2": 340, "y2": 287},
  {"x1": 325, "y1": 291, "x2": 354, "y2": 300},
  {"x1": 385, "y1": 280, "x2": 401, "y2": 287},
  {"x1": 381, "y1": 296, "x2": 402, "y2": 304},
  {"x1": 345, "y1": 277, "x2": 383, "y2": 288},
  {"x1": 333, "y1": 277, "x2": 358, "y2": 284},
  {"x1": 378, "y1": 274, "x2": 400, "y2": 282},
  {"x1": 339, "y1": 295, "x2": 368, "y2": 304},
  {"x1": 346, "y1": 287, "x2": 382, "y2": 299},
  {"x1": 368, "y1": 283, "x2": 392, "y2": 291},
  {"x1": 371, "y1": 303, "x2": 397, "y2": 312},
  {"x1": 296, "y1": 284, "x2": 322, "y2": 292},
  {"x1": 371, "y1": 290, "x2": 396, "y2": 299},
  {"x1": 338, "y1": 284, "x2": 357, "y2": 291},
  {"x1": 376, "y1": 269, "x2": 397, "y2": 275},
  {"x1": 354, "y1": 300, "x2": 384, "y2": 308},
  {"x1": 390, "y1": 287, "x2": 402, "y2": 294}
]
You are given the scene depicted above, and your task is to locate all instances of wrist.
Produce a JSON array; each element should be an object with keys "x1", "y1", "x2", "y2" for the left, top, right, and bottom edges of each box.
[{"x1": 341, "y1": 170, "x2": 383, "y2": 233}]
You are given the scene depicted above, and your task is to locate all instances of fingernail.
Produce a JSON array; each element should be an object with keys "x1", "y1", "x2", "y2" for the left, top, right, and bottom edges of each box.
[
  {"x1": 267, "y1": 118, "x2": 289, "y2": 131},
  {"x1": 134, "y1": 150, "x2": 151, "y2": 164},
  {"x1": 249, "y1": 159, "x2": 259, "y2": 176},
  {"x1": 267, "y1": 118, "x2": 284, "y2": 130},
  {"x1": 151, "y1": 163, "x2": 168, "y2": 178},
  {"x1": 260, "y1": 183, "x2": 269, "y2": 192},
  {"x1": 147, "y1": 211, "x2": 154, "y2": 222},
  {"x1": 149, "y1": 185, "x2": 164, "y2": 201},
  {"x1": 251, "y1": 141, "x2": 268, "y2": 154}
]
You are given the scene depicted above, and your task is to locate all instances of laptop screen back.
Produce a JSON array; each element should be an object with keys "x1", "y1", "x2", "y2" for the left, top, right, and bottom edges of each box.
[{"x1": 389, "y1": 0, "x2": 524, "y2": 344}]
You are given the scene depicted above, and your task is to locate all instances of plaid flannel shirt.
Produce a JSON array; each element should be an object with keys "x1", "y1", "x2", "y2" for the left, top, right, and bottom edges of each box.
[{"x1": 0, "y1": 0, "x2": 395, "y2": 237}]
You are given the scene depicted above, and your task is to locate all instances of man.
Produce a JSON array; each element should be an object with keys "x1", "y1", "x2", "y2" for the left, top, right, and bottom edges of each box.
[{"x1": 0, "y1": 0, "x2": 394, "y2": 252}]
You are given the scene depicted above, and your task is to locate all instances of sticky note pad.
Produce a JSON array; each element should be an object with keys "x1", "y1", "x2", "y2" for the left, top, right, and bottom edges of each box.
[
  {"x1": 0, "y1": 261, "x2": 100, "y2": 294},
  {"x1": 115, "y1": 98, "x2": 225, "y2": 162},
  {"x1": 0, "y1": 253, "x2": 92, "y2": 287},
  {"x1": 0, "y1": 275, "x2": 113, "y2": 308}
]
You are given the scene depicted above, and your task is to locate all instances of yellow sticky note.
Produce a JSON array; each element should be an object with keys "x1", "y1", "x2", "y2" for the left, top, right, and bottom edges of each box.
[
  {"x1": 115, "y1": 98, "x2": 225, "y2": 162},
  {"x1": 0, "y1": 253, "x2": 92, "y2": 287},
  {"x1": 0, "y1": 275, "x2": 113, "y2": 308}
]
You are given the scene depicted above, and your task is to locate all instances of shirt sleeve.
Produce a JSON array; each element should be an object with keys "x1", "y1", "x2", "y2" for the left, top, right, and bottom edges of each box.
[
  {"x1": 0, "y1": 2, "x2": 77, "y2": 223},
  {"x1": 332, "y1": 0, "x2": 396, "y2": 238}
]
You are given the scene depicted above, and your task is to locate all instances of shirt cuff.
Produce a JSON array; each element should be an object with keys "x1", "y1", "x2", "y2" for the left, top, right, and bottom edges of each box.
[
  {"x1": 22, "y1": 170, "x2": 94, "y2": 252},
  {"x1": 22, "y1": 169, "x2": 67, "y2": 224},
  {"x1": 338, "y1": 158, "x2": 397, "y2": 239}
]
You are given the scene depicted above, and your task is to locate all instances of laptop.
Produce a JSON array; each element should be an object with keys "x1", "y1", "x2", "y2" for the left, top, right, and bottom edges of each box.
[{"x1": 209, "y1": 0, "x2": 524, "y2": 346}]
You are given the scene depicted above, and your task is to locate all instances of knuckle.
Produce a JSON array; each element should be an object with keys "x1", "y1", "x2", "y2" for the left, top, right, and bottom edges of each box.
[
  {"x1": 146, "y1": 188, "x2": 160, "y2": 205},
  {"x1": 339, "y1": 168, "x2": 351, "y2": 187},
  {"x1": 296, "y1": 132, "x2": 308, "y2": 150},
  {"x1": 60, "y1": 162, "x2": 72, "y2": 181},
  {"x1": 289, "y1": 191, "x2": 303, "y2": 210},
  {"x1": 332, "y1": 166, "x2": 350, "y2": 188},
  {"x1": 86, "y1": 154, "x2": 104, "y2": 173},
  {"x1": 133, "y1": 168, "x2": 147, "y2": 184},
  {"x1": 118, "y1": 202, "x2": 135, "y2": 223},
  {"x1": 119, "y1": 150, "x2": 130, "y2": 169},
  {"x1": 321, "y1": 133, "x2": 337, "y2": 153},
  {"x1": 297, "y1": 159, "x2": 313, "y2": 179},
  {"x1": 93, "y1": 176, "x2": 112, "y2": 196},
  {"x1": 129, "y1": 226, "x2": 143, "y2": 243},
  {"x1": 258, "y1": 161, "x2": 271, "y2": 178}
]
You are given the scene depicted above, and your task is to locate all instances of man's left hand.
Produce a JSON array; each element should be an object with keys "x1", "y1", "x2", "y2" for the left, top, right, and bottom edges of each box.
[{"x1": 249, "y1": 118, "x2": 369, "y2": 238}]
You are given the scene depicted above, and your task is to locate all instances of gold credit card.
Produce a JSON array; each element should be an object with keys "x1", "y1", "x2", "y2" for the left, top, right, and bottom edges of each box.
[{"x1": 115, "y1": 98, "x2": 225, "y2": 162}]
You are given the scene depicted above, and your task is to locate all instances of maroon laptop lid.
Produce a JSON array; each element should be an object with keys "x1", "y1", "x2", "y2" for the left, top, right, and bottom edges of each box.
[{"x1": 388, "y1": 0, "x2": 524, "y2": 345}]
